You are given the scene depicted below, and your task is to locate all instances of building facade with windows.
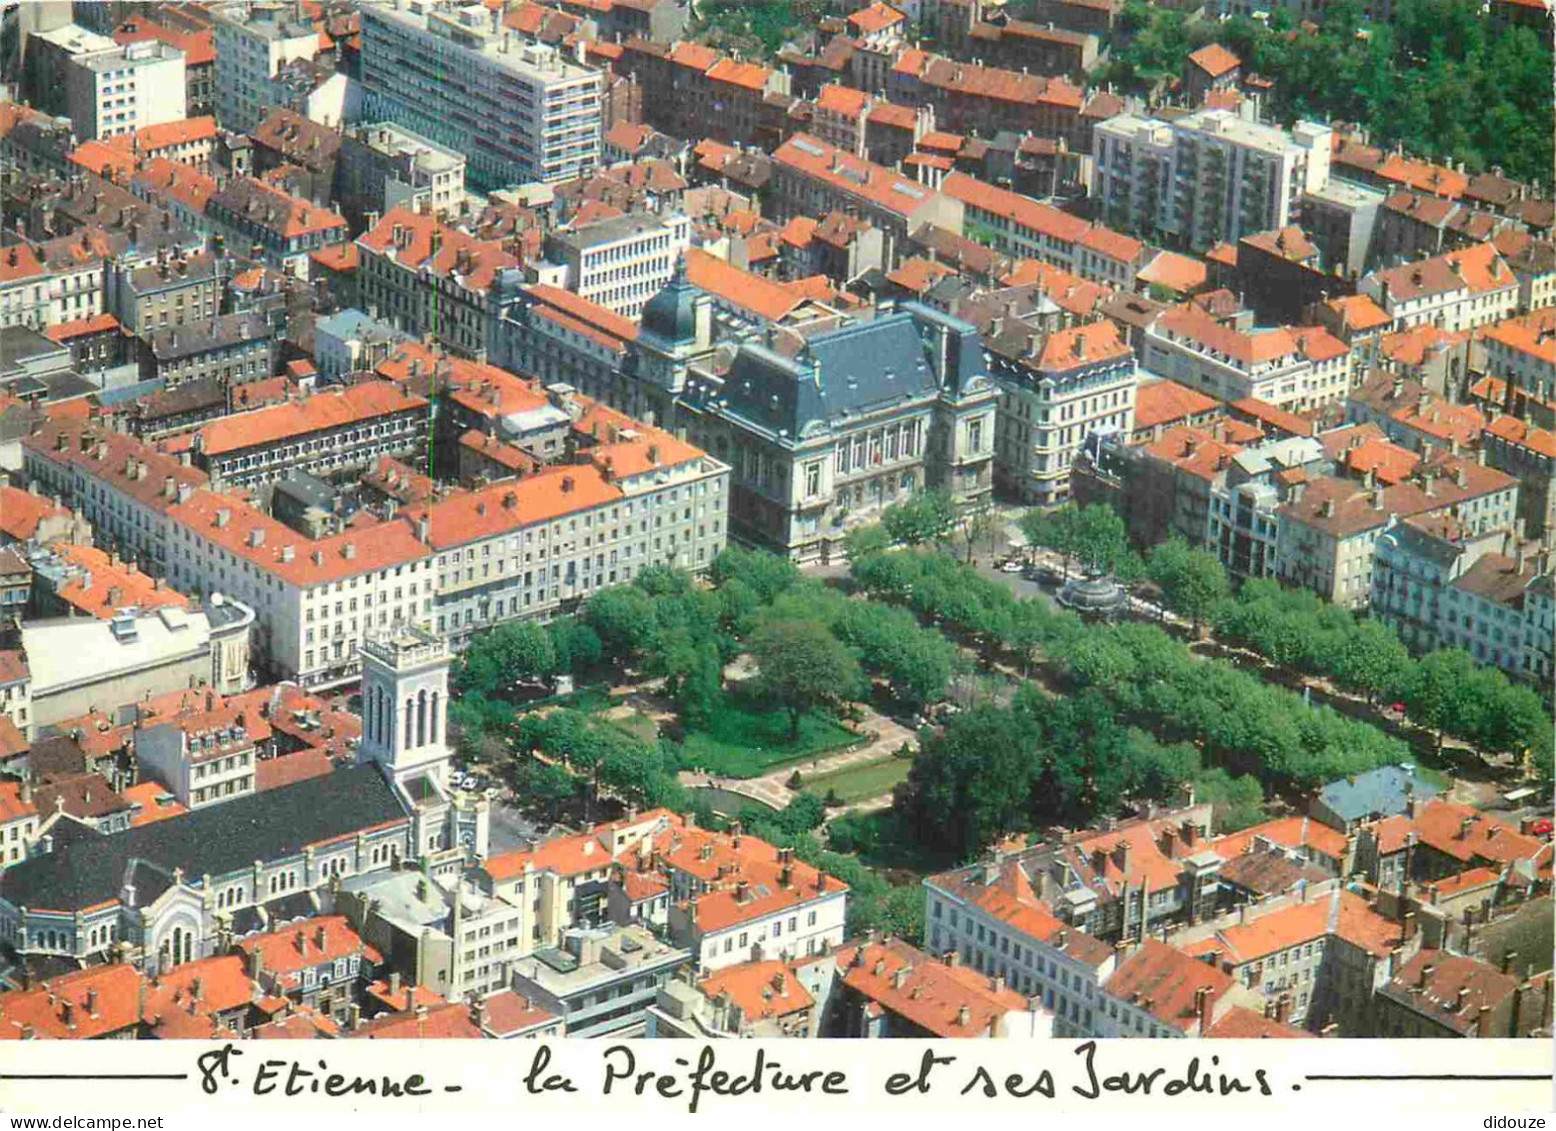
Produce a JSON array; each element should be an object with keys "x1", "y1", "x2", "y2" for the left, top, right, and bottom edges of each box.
[
  {"x1": 1093, "y1": 110, "x2": 1332, "y2": 250},
  {"x1": 360, "y1": 0, "x2": 602, "y2": 191},
  {"x1": 680, "y1": 302, "x2": 997, "y2": 562}
]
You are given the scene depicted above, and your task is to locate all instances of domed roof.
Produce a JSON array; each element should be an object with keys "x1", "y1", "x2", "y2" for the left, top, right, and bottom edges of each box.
[{"x1": 641, "y1": 260, "x2": 699, "y2": 343}]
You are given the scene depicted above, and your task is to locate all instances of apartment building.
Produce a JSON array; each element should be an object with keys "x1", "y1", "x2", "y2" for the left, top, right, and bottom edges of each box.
[
  {"x1": 769, "y1": 134, "x2": 963, "y2": 268},
  {"x1": 1438, "y1": 547, "x2": 1553, "y2": 681},
  {"x1": 1347, "y1": 373, "x2": 1486, "y2": 454},
  {"x1": 658, "y1": 823, "x2": 848, "y2": 971},
  {"x1": 336, "y1": 122, "x2": 468, "y2": 233},
  {"x1": 1482, "y1": 309, "x2": 1556, "y2": 407},
  {"x1": 1274, "y1": 460, "x2": 1521, "y2": 608},
  {"x1": 492, "y1": 283, "x2": 653, "y2": 420},
  {"x1": 113, "y1": 250, "x2": 222, "y2": 336},
  {"x1": 1360, "y1": 243, "x2": 1520, "y2": 333},
  {"x1": 989, "y1": 319, "x2": 1136, "y2": 506},
  {"x1": 0, "y1": 229, "x2": 114, "y2": 332},
  {"x1": 21, "y1": 423, "x2": 209, "y2": 579},
  {"x1": 1143, "y1": 305, "x2": 1352, "y2": 412},
  {"x1": 139, "y1": 312, "x2": 274, "y2": 389},
  {"x1": 152, "y1": 400, "x2": 727, "y2": 687},
  {"x1": 134, "y1": 697, "x2": 266, "y2": 810},
  {"x1": 1483, "y1": 414, "x2": 1556, "y2": 539},
  {"x1": 1093, "y1": 110, "x2": 1332, "y2": 250},
  {"x1": 825, "y1": 938, "x2": 1052, "y2": 1039},
  {"x1": 210, "y1": 1, "x2": 325, "y2": 135},
  {"x1": 113, "y1": 15, "x2": 218, "y2": 118},
  {"x1": 0, "y1": 784, "x2": 39, "y2": 870},
  {"x1": 357, "y1": 208, "x2": 520, "y2": 361},
  {"x1": 1205, "y1": 435, "x2": 1327, "y2": 582},
  {"x1": 1371, "y1": 511, "x2": 1506, "y2": 653},
  {"x1": 680, "y1": 302, "x2": 996, "y2": 562},
  {"x1": 510, "y1": 924, "x2": 690, "y2": 1037},
  {"x1": 542, "y1": 212, "x2": 690, "y2": 318},
  {"x1": 191, "y1": 382, "x2": 433, "y2": 491},
  {"x1": 360, "y1": 0, "x2": 602, "y2": 190},
  {"x1": 205, "y1": 176, "x2": 349, "y2": 277},
  {"x1": 925, "y1": 853, "x2": 1120, "y2": 1038},
  {"x1": 1375, "y1": 950, "x2": 1551, "y2": 1038},
  {"x1": 1182, "y1": 888, "x2": 1412, "y2": 1034},
  {"x1": 62, "y1": 38, "x2": 187, "y2": 141},
  {"x1": 888, "y1": 50, "x2": 1091, "y2": 151}
]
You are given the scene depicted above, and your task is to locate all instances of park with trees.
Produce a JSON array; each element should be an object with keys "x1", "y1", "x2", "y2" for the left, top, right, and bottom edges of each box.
[{"x1": 444, "y1": 490, "x2": 1552, "y2": 947}]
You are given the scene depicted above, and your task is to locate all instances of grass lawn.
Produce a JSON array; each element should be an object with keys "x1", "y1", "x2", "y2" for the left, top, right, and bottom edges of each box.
[
  {"x1": 804, "y1": 757, "x2": 911, "y2": 805},
  {"x1": 680, "y1": 697, "x2": 857, "y2": 778}
]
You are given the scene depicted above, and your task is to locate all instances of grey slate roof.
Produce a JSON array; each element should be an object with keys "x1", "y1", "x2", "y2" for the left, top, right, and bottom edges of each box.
[
  {"x1": 716, "y1": 302, "x2": 983, "y2": 439},
  {"x1": 1317, "y1": 764, "x2": 1439, "y2": 824},
  {"x1": 1, "y1": 764, "x2": 406, "y2": 913}
]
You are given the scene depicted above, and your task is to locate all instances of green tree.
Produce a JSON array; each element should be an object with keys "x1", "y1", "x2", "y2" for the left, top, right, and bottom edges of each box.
[
  {"x1": 710, "y1": 545, "x2": 798, "y2": 604},
  {"x1": 454, "y1": 620, "x2": 557, "y2": 695},
  {"x1": 901, "y1": 707, "x2": 1044, "y2": 855},
  {"x1": 583, "y1": 585, "x2": 660, "y2": 660},
  {"x1": 1331, "y1": 620, "x2": 1409, "y2": 704},
  {"x1": 1406, "y1": 649, "x2": 1478, "y2": 751},
  {"x1": 548, "y1": 616, "x2": 602, "y2": 675},
  {"x1": 1072, "y1": 504, "x2": 1131, "y2": 575},
  {"x1": 881, "y1": 490, "x2": 956, "y2": 547},
  {"x1": 956, "y1": 507, "x2": 1001, "y2": 565},
  {"x1": 1148, "y1": 538, "x2": 1230, "y2": 631},
  {"x1": 748, "y1": 620, "x2": 864, "y2": 740},
  {"x1": 843, "y1": 522, "x2": 890, "y2": 563}
]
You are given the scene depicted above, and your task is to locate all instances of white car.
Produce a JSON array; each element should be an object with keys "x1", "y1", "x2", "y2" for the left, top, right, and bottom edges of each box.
[{"x1": 999, "y1": 559, "x2": 1024, "y2": 573}]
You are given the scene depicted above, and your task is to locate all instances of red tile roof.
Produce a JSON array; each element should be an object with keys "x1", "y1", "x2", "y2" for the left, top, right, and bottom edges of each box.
[
  {"x1": 122, "y1": 781, "x2": 187, "y2": 827},
  {"x1": 699, "y1": 959, "x2": 813, "y2": 1023},
  {"x1": 1204, "y1": 1005, "x2": 1314, "y2": 1038},
  {"x1": 358, "y1": 207, "x2": 516, "y2": 291},
  {"x1": 237, "y1": 916, "x2": 379, "y2": 988},
  {"x1": 43, "y1": 313, "x2": 121, "y2": 342},
  {"x1": 1230, "y1": 397, "x2": 1315, "y2": 438},
  {"x1": 49, "y1": 542, "x2": 192, "y2": 620},
  {"x1": 197, "y1": 382, "x2": 426, "y2": 457},
  {"x1": 942, "y1": 172, "x2": 1088, "y2": 243},
  {"x1": 1188, "y1": 43, "x2": 1241, "y2": 77},
  {"x1": 1156, "y1": 304, "x2": 1299, "y2": 366},
  {"x1": 352, "y1": 1002, "x2": 483, "y2": 1039},
  {"x1": 849, "y1": 1, "x2": 906, "y2": 34},
  {"x1": 835, "y1": 938, "x2": 1030, "y2": 1037},
  {"x1": 773, "y1": 134, "x2": 940, "y2": 220},
  {"x1": 1484, "y1": 413, "x2": 1556, "y2": 459},
  {"x1": 1038, "y1": 318, "x2": 1130, "y2": 371},
  {"x1": 1133, "y1": 379, "x2": 1221, "y2": 430},
  {"x1": 1137, "y1": 250, "x2": 1209, "y2": 294},
  {"x1": 1191, "y1": 890, "x2": 1403, "y2": 964},
  {"x1": 477, "y1": 989, "x2": 557, "y2": 1037},
  {"x1": 1371, "y1": 242, "x2": 1515, "y2": 303},
  {"x1": 0, "y1": 485, "x2": 70, "y2": 542},
  {"x1": 1209, "y1": 815, "x2": 1348, "y2": 864},
  {"x1": 0, "y1": 965, "x2": 143, "y2": 1040},
  {"x1": 1105, "y1": 939, "x2": 1236, "y2": 1033}
]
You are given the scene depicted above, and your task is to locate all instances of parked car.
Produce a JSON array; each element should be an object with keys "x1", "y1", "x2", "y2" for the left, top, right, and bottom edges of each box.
[
  {"x1": 999, "y1": 558, "x2": 1024, "y2": 573},
  {"x1": 1529, "y1": 818, "x2": 1553, "y2": 838}
]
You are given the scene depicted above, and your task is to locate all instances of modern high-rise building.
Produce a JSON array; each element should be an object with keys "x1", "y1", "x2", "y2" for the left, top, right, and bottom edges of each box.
[
  {"x1": 209, "y1": 1, "x2": 323, "y2": 135},
  {"x1": 1092, "y1": 109, "x2": 1332, "y2": 250},
  {"x1": 359, "y1": 0, "x2": 602, "y2": 191},
  {"x1": 28, "y1": 24, "x2": 187, "y2": 140}
]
